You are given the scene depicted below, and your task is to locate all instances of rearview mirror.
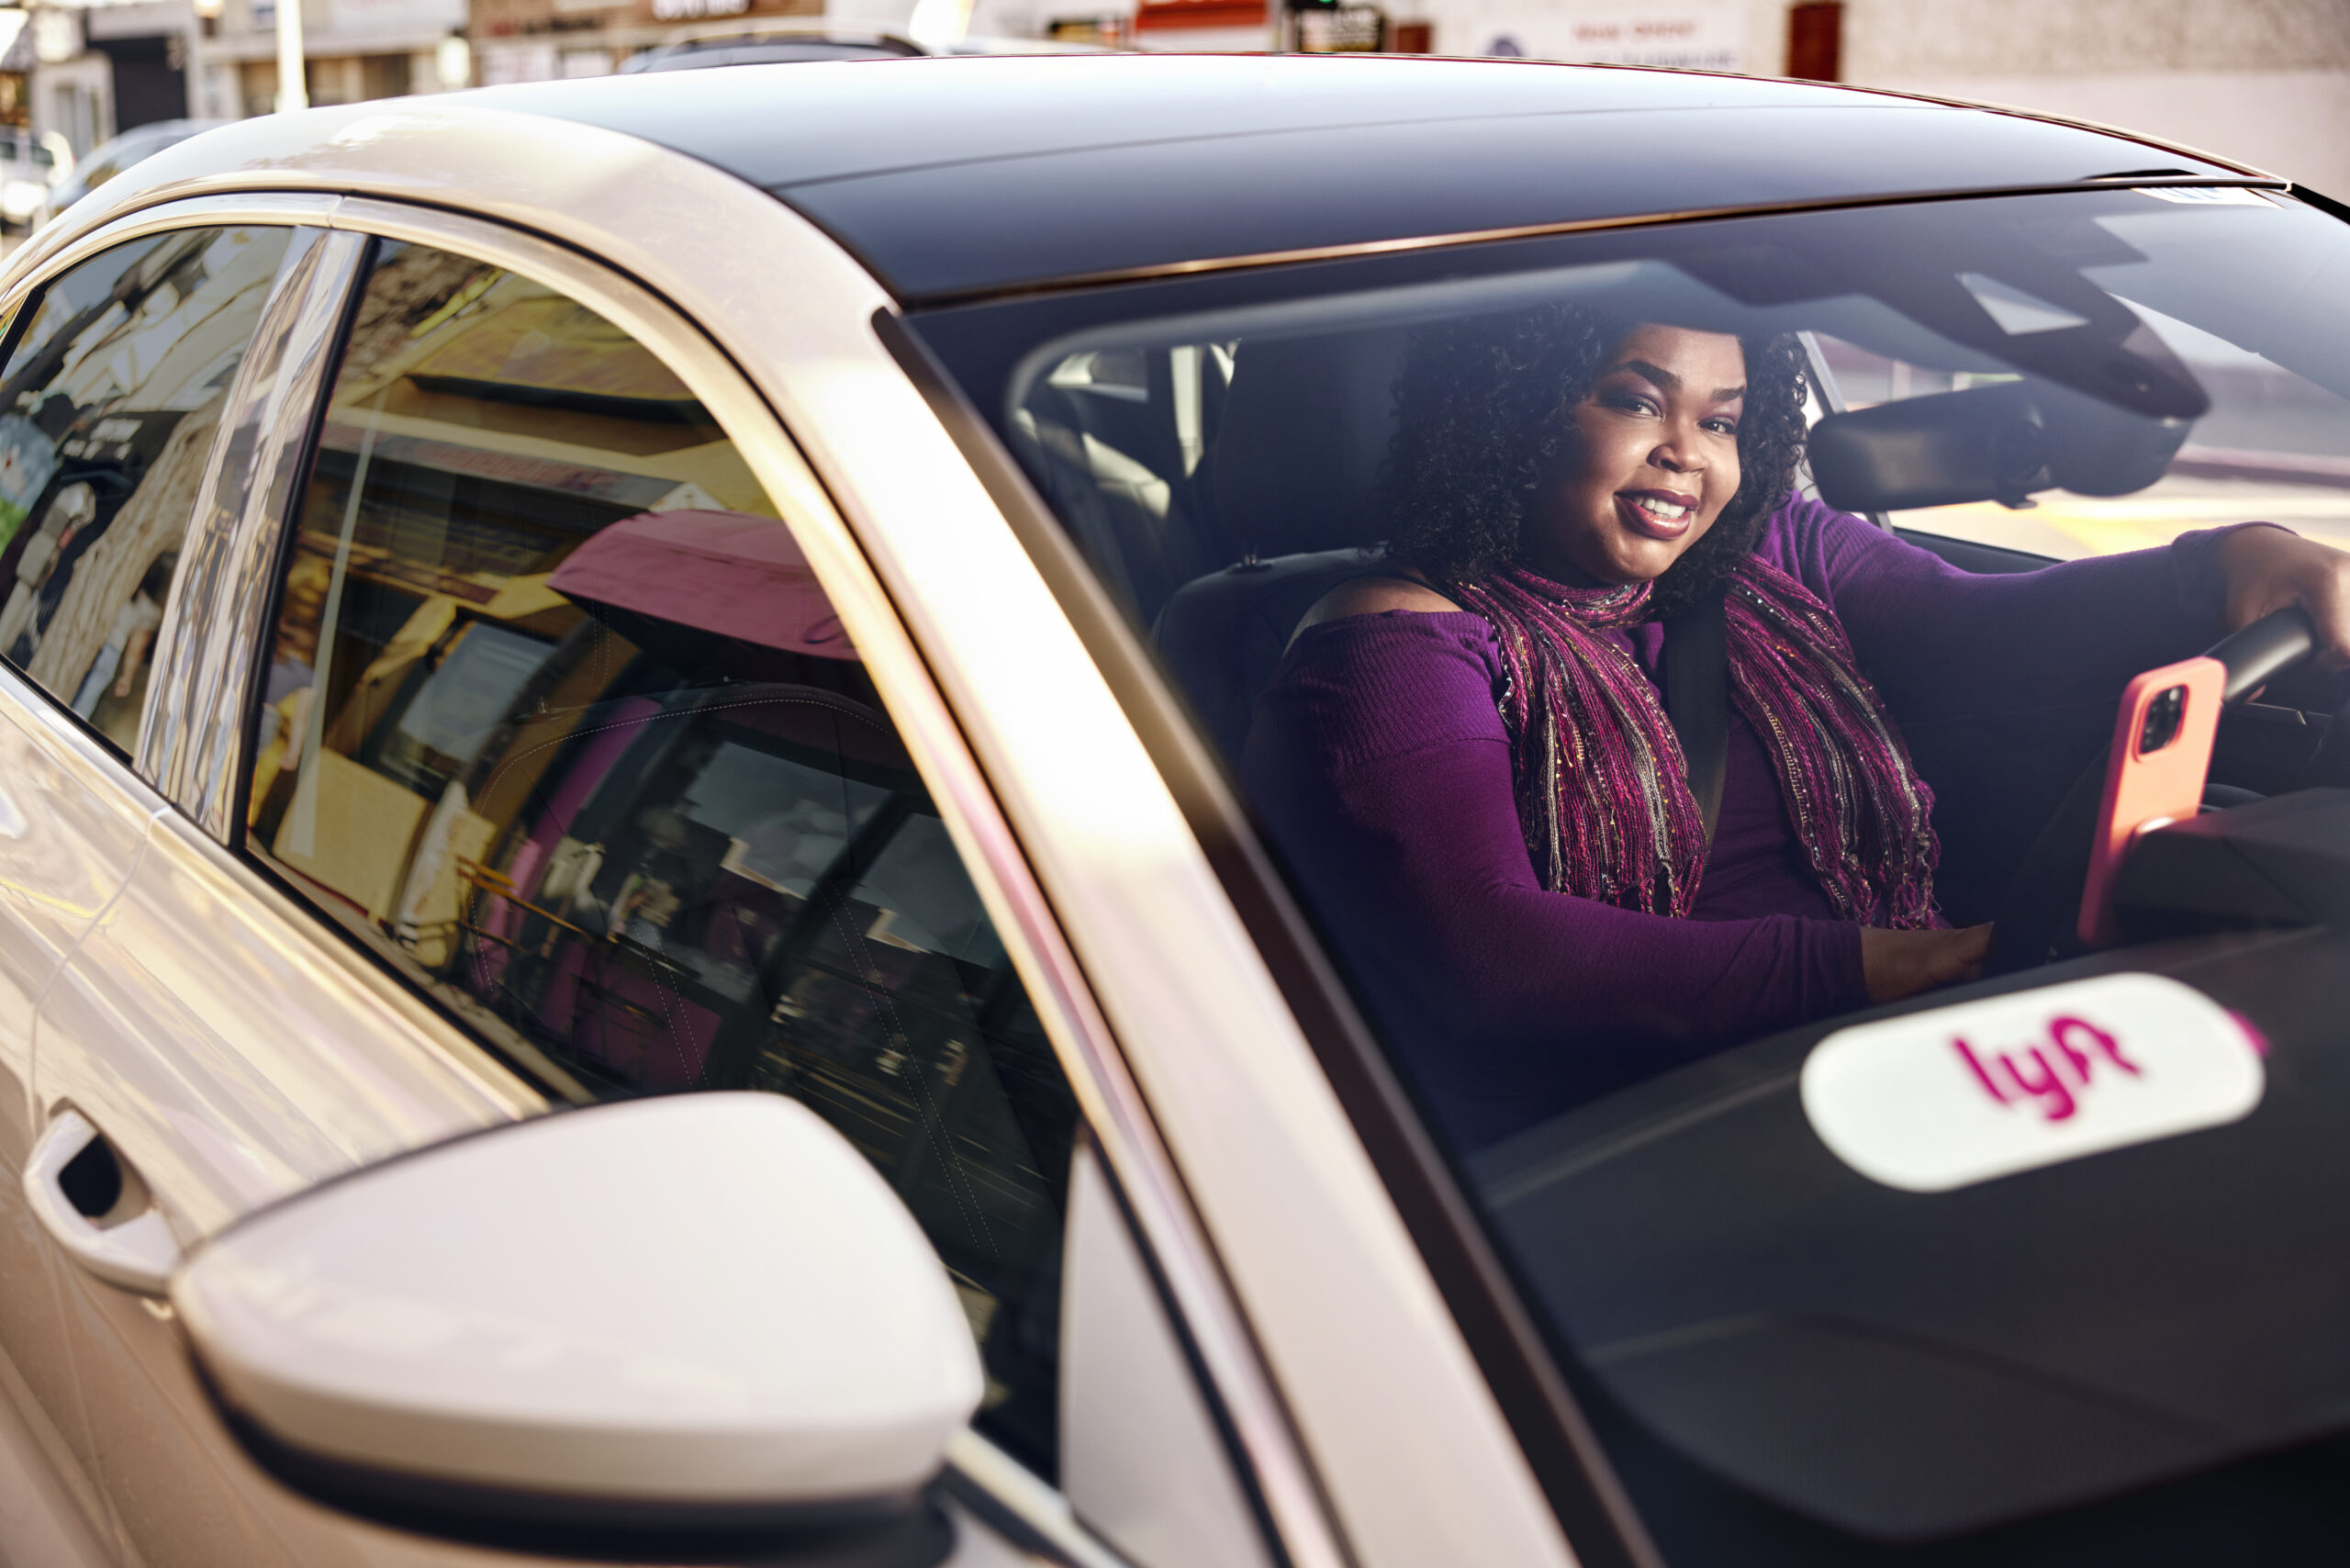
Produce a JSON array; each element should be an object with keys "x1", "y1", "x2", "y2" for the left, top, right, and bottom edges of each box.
[
  {"x1": 1809, "y1": 378, "x2": 2191, "y2": 514},
  {"x1": 173, "y1": 1094, "x2": 980, "y2": 1563}
]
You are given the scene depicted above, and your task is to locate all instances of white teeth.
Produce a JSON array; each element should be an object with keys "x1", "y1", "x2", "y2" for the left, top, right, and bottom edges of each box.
[{"x1": 1631, "y1": 496, "x2": 1691, "y2": 521}]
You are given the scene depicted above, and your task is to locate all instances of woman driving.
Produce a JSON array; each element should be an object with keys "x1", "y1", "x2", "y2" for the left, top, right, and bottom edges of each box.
[{"x1": 1242, "y1": 305, "x2": 2350, "y2": 1146}]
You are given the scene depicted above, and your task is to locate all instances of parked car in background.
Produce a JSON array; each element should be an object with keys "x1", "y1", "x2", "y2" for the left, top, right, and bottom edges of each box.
[
  {"x1": 0, "y1": 129, "x2": 70, "y2": 233},
  {"x1": 618, "y1": 17, "x2": 1098, "y2": 69},
  {"x1": 39, "y1": 120, "x2": 229, "y2": 229},
  {"x1": 0, "y1": 52, "x2": 2345, "y2": 1568}
]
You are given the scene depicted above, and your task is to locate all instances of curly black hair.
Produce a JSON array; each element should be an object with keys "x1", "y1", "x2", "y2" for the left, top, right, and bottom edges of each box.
[{"x1": 1381, "y1": 305, "x2": 1811, "y2": 620}]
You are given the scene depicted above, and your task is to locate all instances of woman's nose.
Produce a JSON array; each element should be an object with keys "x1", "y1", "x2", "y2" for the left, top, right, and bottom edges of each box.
[{"x1": 1650, "y1": 436, "x2": 1701, "y2": 474}]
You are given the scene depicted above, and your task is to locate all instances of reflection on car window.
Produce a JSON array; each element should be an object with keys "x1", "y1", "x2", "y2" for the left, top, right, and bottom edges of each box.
[
  {"x1": 913, "y1": 187, "x2": 2350, "y2": 1559},
  {"x1": 1820, "y1": 291, "x2": 2350, "y2": 558},
  {"x1": 0, "y1": 226, "x2": 295, "y2": 751},
  {"x1": 247, "y1": 239, "x2": 1077, "y2": 1477}
]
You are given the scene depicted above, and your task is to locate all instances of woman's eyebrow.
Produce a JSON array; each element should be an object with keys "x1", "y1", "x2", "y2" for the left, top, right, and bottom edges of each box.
[
  {"x1": 1613, "y1": 359, "x2": 1745, "y2": 402},
  {"x1": 1615, "y1": 358, "x2": 1679, "y2": 392}
]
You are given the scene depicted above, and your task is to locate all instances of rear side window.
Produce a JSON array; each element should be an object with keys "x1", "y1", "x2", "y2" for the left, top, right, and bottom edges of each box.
[
  {"x1": 244, "y1": 238, "x2": 1078, "y2": 1476},
  {"x1": 0, "y1": 226, "x2": 296, "y2": 750}
]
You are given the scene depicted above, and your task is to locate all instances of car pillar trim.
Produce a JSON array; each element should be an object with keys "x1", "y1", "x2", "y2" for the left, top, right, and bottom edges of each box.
[
  {"x1": 0, "y1": 191, "x2": 347, "y2": 313},
  {"x1": 142, "y1": 225, "x2": 368, "y2": 838}
]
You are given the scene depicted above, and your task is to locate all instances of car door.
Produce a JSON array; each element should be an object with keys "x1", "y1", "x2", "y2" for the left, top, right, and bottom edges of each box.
[
  {"x1": 0, "y1": 207, "x2": 354, "y2": 1564},
  {"x1": 34, "y1": 200, "x2": 1277, "y2": 1568}
]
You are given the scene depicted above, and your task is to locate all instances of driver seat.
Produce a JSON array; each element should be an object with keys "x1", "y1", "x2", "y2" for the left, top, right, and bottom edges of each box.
[{"x1": 1151, "y1": 328, "x2": 1411, "y2": 760}]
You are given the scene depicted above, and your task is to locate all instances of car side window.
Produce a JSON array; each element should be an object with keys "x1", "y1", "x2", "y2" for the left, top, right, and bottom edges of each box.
[
  {"x1": 244, "y1": 238, "x2": 1078, "y2": 1476},
  {"x1": 0, "y1": 226, "x2": 296, "y2": 752}
]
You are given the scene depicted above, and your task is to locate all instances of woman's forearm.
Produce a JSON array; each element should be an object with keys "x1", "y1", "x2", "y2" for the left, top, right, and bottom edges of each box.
[
  {"x1": 1782, "y1": 498, "x2": 2244, "y2": 723},
  {"x1": 1311, "y1": 736, "x2": 1868, "y2": 1047}
]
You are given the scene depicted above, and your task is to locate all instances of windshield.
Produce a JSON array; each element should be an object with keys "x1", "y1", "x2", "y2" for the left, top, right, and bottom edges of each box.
[{"x1": 912, "y1": 185, "x2": 2350, "y2": 1559}]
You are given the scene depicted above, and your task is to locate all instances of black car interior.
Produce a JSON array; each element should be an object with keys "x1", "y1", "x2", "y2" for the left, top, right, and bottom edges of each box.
[
  {"x1": 1018, "y1": 319, "x2": 2344, "y2": 933},
  {"x1": 990, "y1": 257, "x2": 2350, "y2": 1558}
]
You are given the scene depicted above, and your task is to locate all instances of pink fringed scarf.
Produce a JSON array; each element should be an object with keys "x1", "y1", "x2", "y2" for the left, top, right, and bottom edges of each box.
[{"x1": 1442, "y1": 558, "x2": 1940, "y2": 926}]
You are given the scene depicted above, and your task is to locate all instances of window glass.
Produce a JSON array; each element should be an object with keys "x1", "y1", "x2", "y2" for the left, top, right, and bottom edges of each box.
[
  {"x1": 0, "y1": 226, "x2": 295, "y2": 750},
  {"x1": 248, "y1": 240, "x2": 1077, "y2": 1476},
  {"x1": 1818, "y1": 289, "x2": 2350, "y2": 559},
  {"x1": 908, "y1": 189, "x2": 2350, "y2": 1558}
]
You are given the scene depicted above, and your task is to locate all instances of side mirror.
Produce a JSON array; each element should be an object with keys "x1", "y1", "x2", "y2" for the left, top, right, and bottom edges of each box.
[
  {"x1": 1809, "y1": 378, "x2": 2191, "y2": 514},
  {"x1": 173, "y1": 1094, "x2": 981, "y2": 1563}
]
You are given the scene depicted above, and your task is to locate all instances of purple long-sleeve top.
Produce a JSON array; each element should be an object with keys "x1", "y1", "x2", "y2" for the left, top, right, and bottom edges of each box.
[{"x1": 1241, "y1": 497, "x2": 2245, "y2": 1142}]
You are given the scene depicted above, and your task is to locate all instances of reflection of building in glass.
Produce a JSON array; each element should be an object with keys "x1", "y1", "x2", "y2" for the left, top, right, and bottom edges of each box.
[
  {"x1": 247, "y1": 240, "x2": 1075, "y2": 1473},
  {"x1": 0, "y1": 225, "x2": 290, "y2": 753}
]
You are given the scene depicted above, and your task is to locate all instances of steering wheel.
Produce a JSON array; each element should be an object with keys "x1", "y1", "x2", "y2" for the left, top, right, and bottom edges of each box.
[{"x1": 1983, "y1": 607, "x2": 2321, "y2": 975}]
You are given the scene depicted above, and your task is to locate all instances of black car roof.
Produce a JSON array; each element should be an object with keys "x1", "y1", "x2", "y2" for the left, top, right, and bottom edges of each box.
[{"x1": 461, "y1": 54, "x2": 2255, "y2": 304}]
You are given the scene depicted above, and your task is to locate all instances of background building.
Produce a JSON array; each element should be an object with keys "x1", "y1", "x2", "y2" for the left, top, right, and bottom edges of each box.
[
  {"x1": 203, "y1": 0, "x2": 464, "y2": 118},
  {"x1": 30, "y1": 1, "x2": 200, "y2": 154},
  {"x1": 20, "y1": 0, "x2": 467, "y2": 162},
  {"x1": 997, "y1": 0, "x2": 2350, "y2": 198},
  {"x1": 468, "y1": 0, "x2": 816, "y2": 86},
  {"x1": 1836, "y1": 0, "x2": 2350, "y2": 203}
]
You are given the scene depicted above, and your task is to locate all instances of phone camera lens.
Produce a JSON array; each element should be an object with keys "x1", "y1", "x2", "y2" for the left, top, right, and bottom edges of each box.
[{"x1": 2140, "y1": 685, "x2": 2188, "y2": 754}]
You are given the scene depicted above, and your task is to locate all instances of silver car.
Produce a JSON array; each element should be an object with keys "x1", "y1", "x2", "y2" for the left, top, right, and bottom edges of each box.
[{"x1": 2, "y1": 51, "x2": 2347, "y2": 1568}]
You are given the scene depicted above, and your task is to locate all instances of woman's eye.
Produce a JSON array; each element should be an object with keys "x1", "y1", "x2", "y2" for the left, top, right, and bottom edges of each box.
[
  {"x1": 1609, "y1": 392, "x2": 1659, "y2": 416},
  {"x1": 1704, "y1": 417, "x2": 1740, "y2": 435}
]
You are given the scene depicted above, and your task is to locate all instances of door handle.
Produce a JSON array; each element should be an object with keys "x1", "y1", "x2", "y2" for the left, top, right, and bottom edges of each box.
[{"x1": 24, "y1": 1109, "x2": 178, "y2": 1294}]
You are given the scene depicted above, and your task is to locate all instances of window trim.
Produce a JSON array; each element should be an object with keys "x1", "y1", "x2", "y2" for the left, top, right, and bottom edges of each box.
[
  {"x1": 140, "y1": 223, "x2": 369, "y2": 836},
  {"x1": 0, "y1": 193, "x2": 346, "y2": 327},
  {"x1": 185, "y1": 195, "x2": 1242, "y2": 1567}
]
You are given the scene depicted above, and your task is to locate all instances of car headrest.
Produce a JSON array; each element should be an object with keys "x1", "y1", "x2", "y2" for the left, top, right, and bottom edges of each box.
[{"x1": 1207, "y1": 330, "x2": 1410, "y2": 562}]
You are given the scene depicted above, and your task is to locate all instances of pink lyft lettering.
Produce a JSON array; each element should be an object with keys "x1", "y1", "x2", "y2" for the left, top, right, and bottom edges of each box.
[{"x1": 1953, "y1": 1016, "x2": 2141, "y2": 1123}]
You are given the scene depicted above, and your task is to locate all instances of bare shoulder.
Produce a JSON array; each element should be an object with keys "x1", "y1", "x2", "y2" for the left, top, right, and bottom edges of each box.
[{"x1": 1294, "y1": 575, "x2": 1463, "y2": 636}]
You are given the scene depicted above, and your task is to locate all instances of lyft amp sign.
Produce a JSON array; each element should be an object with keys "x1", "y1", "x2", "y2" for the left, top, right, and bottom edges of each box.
[{"x1": 1801, "y1": 973, "x2": 2266, "y2": 1193}]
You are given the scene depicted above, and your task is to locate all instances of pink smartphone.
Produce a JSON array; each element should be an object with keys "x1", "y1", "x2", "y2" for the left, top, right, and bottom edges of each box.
[{"x1": 2077, "y1": 655, "x2": 2226, "y2": 947}]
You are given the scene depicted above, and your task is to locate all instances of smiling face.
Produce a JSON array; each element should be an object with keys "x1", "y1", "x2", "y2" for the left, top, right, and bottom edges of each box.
[{"x1": 1520, "y1": 324, "x2": 1748, "y2": 587}]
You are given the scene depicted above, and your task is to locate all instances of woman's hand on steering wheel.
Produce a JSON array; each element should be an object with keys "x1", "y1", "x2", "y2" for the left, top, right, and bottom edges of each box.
[
  {"x1": 1862, "y1": 924, "x2": 1993, "y2": 1004},
  {"x1": 2217, "y1": 525, "x2": 2350, "y2": 672}
]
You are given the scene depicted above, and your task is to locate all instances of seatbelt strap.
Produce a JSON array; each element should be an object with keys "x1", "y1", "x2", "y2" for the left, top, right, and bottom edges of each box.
[{"x1": 1662, "y1": 588, "x2": 1730, "y2": 846}]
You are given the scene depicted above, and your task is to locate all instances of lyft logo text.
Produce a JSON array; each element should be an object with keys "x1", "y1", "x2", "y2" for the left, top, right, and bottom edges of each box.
[
  {"x1": 1953, "y1": 1016, "x2": 2139, "y2": 1122},
  {"x1": 1802, "y1": 974, "x2": 2265, "y2": 1193}
]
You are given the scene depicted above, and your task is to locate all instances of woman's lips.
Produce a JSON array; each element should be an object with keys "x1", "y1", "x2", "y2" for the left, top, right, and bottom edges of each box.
[{"x1": 1615, "y1": 489, "x2": 1698, "y2": 542}]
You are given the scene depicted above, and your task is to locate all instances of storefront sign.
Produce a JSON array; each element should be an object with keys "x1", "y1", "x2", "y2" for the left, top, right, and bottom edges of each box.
[
  {"x1": 651, "y1": 0, "x2": 751, "y2": 19},
  {"x1": 31, "y1": 8, "x2": 82, "y2": 64},
  {"x1": 1473, "y1": 5, "x2": 1744, "y2": 70},
  {"x1": 330, "y1": 0, "x2": 466, "y2": 34},
  {"x1": 1135, "y1": 0, "x2": 1266, "y2": 31},
  {"x1": 1297, "y1": 3, "x2": 1382, "y2": 50}
]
